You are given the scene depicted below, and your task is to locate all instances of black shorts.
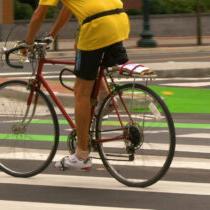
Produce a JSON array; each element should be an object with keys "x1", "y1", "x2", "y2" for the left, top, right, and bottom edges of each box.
[{"x1": 74, "y1": 42, "x2": 128, "y2": 80}]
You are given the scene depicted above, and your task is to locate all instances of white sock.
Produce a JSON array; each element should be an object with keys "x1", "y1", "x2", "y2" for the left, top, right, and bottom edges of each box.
[{"x1": 75, "y1": 148, "x2": 89, "y2": 160}]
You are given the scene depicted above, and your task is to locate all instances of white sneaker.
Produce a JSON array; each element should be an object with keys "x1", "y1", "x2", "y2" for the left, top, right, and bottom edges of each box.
[{"x1": 55, "y1": 154, "x2": 92, "y2": 171}]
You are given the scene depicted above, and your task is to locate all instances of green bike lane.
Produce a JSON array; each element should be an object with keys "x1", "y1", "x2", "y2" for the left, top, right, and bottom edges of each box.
[
  {"x1": 151, "y1": 85, "x2": 210, "y2": 114},
  {"x1": 151, "y1": 85, "x2": 210, "y2": 130}
]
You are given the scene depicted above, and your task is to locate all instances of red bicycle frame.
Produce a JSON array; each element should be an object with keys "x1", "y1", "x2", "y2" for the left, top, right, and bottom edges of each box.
[
  {"x1": 28, "y1": 55, "x2": 131, "y2": 144},
  {"x1": 33, "y1": 57, "x2": 112, "y2": 134}
]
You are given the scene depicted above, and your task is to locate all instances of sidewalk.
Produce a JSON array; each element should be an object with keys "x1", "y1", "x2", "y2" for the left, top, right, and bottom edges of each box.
[{"x1": 47, "y1": 36, "x2": 210, "y2": 78}]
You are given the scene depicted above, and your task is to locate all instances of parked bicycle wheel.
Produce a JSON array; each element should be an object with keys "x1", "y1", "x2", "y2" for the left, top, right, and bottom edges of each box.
[
  {"x1": 0, "y1": 80, "x2": 59, "y2": 177},
  {"x1": 95, "y1": 83, "x2": 176, "y2": 187}
]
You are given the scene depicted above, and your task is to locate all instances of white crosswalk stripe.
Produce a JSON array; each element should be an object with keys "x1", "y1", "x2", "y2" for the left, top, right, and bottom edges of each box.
[
  {"x1": 161, "y1": 82, "x2": 210, "y2": 87},
  {"x1": 0, "y1": 200, "x2": 153, "y2": 210},
  {"x1": 1, "y1": 171, "x2": 210, "y2": 196},
  {"x1": 1, "y1": 148, "x2": 210, "y2": 169},
  {"x1": 177, "y1": 133, "x2": 210, "y2": 139},
  {"x1": 0, "y1": 132, "x2": 210, "y2": 203}
]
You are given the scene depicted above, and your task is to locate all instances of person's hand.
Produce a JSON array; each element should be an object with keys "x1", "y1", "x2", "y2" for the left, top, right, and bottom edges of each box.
[{"x1": 16, "y1": 40, "x2": 33, "y2": 57}]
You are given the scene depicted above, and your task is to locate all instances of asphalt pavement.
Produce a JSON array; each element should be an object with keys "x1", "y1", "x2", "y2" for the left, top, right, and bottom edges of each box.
[{"x1": 1, "y1": 37, "x2": 210, "y2": 210}]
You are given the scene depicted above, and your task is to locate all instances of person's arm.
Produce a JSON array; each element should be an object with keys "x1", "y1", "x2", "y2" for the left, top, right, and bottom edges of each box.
[
  {"x1": 49, "y1": 5, "x2": 72, "y2": 38},
  {"x1": 25, "y1": 5, "x2": 49, "y2": 45}
]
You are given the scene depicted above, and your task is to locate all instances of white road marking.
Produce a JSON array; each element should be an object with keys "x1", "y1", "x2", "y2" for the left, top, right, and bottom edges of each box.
[
  {"x1": 177, "y1": 133, "x2": 210, "y2": 139},
  {"x1": 1, "y1": 146, "x2": 210, "y2": 169},
  {"x1": 0, "y1": 200, "x2": 153, "y2": 210},
  {"x1": 161, "y1": 82, "x2": 210, "y2": 87},
  {"x1": 1, "y1": 173, "x2": 210, "y2": 196},
  {"x1": 0, "y1": 71, "x2": 59, "y2": 76}
]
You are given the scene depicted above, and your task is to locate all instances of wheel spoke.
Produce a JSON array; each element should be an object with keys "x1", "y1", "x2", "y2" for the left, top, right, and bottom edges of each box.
[
  {"x1": 96, "y1": 83, "x2": 175, "y2": 187},
  {"x1": 0, "y1": 80, "x2": 59, "y2": 177}
]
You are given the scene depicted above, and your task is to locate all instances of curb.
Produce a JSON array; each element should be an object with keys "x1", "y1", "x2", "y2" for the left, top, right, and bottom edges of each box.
[{"x1": 155, "y1": 68, "x2": 210, "y2": 78}]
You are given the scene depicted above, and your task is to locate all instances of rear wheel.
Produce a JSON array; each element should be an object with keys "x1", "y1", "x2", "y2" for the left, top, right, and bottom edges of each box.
[
  {"x1": 0, "y1": 80, "x2": 59, "y2": 177},
  {"x1": 95, "y1": 83, "x2": 176, "y2": 187}
]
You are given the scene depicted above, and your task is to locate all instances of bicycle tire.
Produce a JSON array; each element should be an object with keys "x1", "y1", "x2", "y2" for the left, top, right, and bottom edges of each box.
[
  {"x1": 0, "y1": 80, "x2": 59, "y2": 177},
  {"x1": 95, "y1": 83, "x2": 176, "y2": 187}
]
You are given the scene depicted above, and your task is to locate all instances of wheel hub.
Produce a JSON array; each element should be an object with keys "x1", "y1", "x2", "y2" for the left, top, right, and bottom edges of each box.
[{"x1": 124, "y1": 123, "x2": 143, "y2": 151}]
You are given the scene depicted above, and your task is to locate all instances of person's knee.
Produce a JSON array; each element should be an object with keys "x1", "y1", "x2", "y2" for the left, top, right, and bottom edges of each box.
[{"x1": 74, "y1": 78, "x2": 94, "y2": 99}]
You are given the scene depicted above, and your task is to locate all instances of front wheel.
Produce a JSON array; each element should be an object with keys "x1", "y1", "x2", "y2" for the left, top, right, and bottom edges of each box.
[
  {"x1": 95, "y1": 83, "x2": 176, "y2": 187},
  {"x1": 0, "y1": 80, "x2": 59, "y2": 177}
]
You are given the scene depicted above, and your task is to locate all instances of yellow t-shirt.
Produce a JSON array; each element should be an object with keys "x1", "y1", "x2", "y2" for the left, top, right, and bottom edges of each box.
[{"x1": 39, "y1": 0, "x2": 130, "y2": 50}]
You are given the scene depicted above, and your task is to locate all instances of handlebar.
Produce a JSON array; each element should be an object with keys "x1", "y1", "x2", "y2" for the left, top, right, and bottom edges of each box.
[
  {"x1": 4, "y1": 39, "x2": 50, "y2": 69},
  {"x1": 5, "y1": 46, "x2": 26, "y2": 69}
]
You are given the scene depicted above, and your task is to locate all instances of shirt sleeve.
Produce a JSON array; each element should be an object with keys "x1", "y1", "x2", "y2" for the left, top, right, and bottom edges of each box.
[{"x1": 39, "y1": 0, "x2": 59, "y2": 6}]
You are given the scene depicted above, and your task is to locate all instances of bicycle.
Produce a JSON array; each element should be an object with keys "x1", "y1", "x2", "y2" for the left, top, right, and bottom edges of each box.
[{"x1": 0, "y1": 39, "x2": 176, "y2": 187}]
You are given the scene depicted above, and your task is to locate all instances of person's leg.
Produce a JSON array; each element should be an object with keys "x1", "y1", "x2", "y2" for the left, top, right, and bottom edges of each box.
[
  {"x1": 55, "y1": 48, "x2": 103, "y2": 170},
  {"x1": 97, "y1": 41, "x2": 128, "y2": 103},
  {"x1": 54, "y1": 77, "x2": 94, "y2": 170},
  {"x1": 74, "y1": 77, "x2": 95, "y2": 160},
  {"x1": 98, "y1": 78, "x2": 109, "y2": 101}
]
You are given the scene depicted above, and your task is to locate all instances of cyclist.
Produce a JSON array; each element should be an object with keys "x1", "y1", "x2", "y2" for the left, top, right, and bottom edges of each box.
[{"x1": 22, "y1": 0, "x2": 130, "y2": 170}]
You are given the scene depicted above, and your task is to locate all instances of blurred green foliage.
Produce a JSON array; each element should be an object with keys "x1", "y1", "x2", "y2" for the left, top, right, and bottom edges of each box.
[
  {"x1": 15, "y1": 0, "x2": 59, "y2": 20},
  {"x1": 15, "y1": 0, "x2": 210, "y2": 19},
  {"x1": 15, "y1": 0, "x2": 33, "y2": 20},
  {"x1": 150, "y1": 0, "x2": 210, "y2": 14},
  {"x1": 125, "y1": 0, "x2": 210, "y2": 15}
]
